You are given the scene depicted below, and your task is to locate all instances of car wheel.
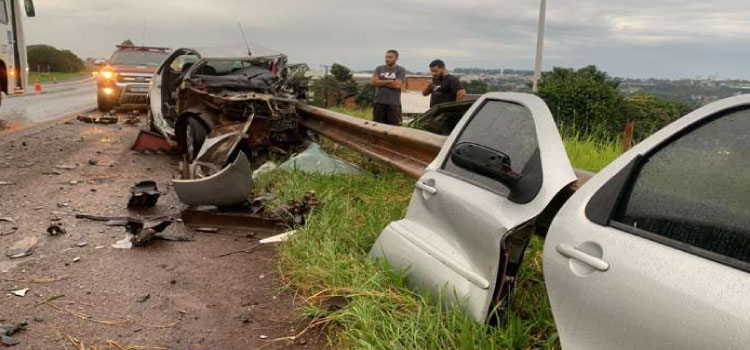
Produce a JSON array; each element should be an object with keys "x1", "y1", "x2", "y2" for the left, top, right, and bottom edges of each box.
[{"x1": 185, "y1": 117, "x2": 208, "y2": 162}]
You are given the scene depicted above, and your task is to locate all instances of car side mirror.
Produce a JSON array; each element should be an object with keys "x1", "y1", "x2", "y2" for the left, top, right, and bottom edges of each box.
[
  {"x1": 450, "y1": 142, "x2": 522, "y2": 187},
  {"x1": 24, "y1": 0, "x2": 35, "y2": 17}
]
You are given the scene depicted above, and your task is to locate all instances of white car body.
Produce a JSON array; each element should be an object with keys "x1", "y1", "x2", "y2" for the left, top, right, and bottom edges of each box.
[{"x1": 372, "y1": 92, "x2": 750, "y2": 349}]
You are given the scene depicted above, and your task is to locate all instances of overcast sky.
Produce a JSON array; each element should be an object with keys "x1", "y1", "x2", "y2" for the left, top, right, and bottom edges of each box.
[{"x1": 24, "y1": 0, "x2": 750, "y2": 79}]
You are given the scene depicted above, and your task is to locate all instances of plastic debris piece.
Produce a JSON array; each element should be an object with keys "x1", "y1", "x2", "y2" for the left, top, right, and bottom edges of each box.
[
  {"x1": 112, "y1": 235, "x2": 134, "y2": 250},
  {"x1": 10, "y1": 288, "x2": 29, "y2": 297},
  {"x1": 252, "y1": 161, "x2": 278, "y2": 181},
  {"x1": 5, "y1": 237, "x2": 38, "y2": 259},
  {"x1": 259, "y1": 230, "x2": 297, "y2": 244},
  {"x1": 47, "y1": 224, "x2": 66, "y2": 236},
  {"x1": 127, "y1": 181, "x2": 161, "y2": 209}
]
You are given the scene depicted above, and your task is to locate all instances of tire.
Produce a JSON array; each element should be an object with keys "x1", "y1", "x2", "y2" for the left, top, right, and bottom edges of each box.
[
  {"x1": 184, "y1": 117, "x2": 208, "y2": 162},
  {"x1": 97, "y1": 91, "x2": 115, "y2": 112}
]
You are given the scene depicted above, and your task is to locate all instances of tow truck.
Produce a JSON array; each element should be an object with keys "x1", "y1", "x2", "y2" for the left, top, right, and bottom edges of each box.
[{"x1": 96, "y1": 45, "x2": 170, "y2": 111}]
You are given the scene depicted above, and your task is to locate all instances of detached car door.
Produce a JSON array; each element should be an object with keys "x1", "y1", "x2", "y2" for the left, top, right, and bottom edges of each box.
[
  {"x1": 371, "y1": 92, "x2": 576, "y2": 322},
  {"x1": 545, "y1": 95, "x2": 750, "y2": 349}
]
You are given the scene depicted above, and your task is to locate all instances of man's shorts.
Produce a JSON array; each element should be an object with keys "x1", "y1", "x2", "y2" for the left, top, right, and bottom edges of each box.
[{"x1": 373, "y1": 103, "x2": 403, "y2": 126}]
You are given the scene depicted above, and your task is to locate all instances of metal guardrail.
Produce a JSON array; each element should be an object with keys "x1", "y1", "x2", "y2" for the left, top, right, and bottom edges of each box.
[
  {"x1": 296, "y1": 103, "x2": 593, "y2": 184},
  {"x1": 296, "y1": 104, "x2": 447, "y2": 178}
]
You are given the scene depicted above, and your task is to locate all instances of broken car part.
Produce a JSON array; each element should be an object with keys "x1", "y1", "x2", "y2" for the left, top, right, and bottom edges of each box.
[
  {"x1": 148, "y1": 46, "x2": 308, "y2": 176},
  {"x1": 370, "y1": 93, "x2": 577, "y2": 323},
  {"x1": 181, "y1": 191, "x2": 319, "y2": 233},
  {"x1": 173, "y1": 153, "x2": 253, "y2": 207},
  {"x1": 46, "y1": 224, "x2": 66, "y2": 236},
  {"x1": 127, "y1": 181, "x2": 161, "y2": 209},
  {"x1": 130, "y1": 130, "x2": 174, "y2": 153}
]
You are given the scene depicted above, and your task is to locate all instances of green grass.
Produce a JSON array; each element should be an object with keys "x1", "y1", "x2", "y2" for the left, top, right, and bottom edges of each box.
[
  {"x1": 258, "y1": 111, "x2": 622, "y2": 349},
  {"x1": 30, "y1": 71, "x2": 87, "y2": 84},
  {"x1": 330, "y1": 106, "x2": 373, "y2": 120}
]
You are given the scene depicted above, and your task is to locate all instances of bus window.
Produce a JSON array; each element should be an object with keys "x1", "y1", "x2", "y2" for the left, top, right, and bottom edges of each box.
[{"x1": 0, "y1": 0, "x2": 8, "y2": 25}]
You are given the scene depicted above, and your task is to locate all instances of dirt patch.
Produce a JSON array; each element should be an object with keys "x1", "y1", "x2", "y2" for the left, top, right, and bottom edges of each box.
[{"x1": 0, "y1": 114, "x2": 326, "y2": 349}]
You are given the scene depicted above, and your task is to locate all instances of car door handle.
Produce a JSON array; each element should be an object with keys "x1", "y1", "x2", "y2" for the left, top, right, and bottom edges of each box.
[
  {"x1": 556, "y1": 244, "x2": 610, "y2": 272},
  {"x1": 415, "y1": 181, "x2": 437, "y2": 194}
]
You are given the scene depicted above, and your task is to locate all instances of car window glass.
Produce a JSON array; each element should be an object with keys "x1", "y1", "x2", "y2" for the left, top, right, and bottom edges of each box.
[
  {"x1": 442, "y1": 100, "x2": 538, "y2": 196},
  {"x1": 169, "y1": 55, "x2": 199, "y2": 72},
  {"x1": 0, "y1": 0, "x2": 8, "y2": 24},
  {"x1": 616, "y1": 107, "x2": 750, "y2": 263}
]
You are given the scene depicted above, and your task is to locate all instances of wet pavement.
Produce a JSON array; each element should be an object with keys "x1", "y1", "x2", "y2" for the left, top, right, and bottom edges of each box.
[
  {"x1": 0, "y1": 113, "x2": 326, "y2": 349},
  {"x1": 0, "y1": 78, "x2": 96, "y2": 124}
]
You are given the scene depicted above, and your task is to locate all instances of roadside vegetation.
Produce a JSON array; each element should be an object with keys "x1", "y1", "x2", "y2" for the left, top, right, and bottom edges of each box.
[
  {"x1": 30, "y1": 71, "x2": 87, "y2": 84},
  {"x1": 258, "y1": 108, "x2": 621, "y2": 348}
]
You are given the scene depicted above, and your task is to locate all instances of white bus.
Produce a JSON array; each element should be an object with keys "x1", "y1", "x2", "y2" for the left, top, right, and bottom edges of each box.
[{"x1": 0, "y1": 0, "x2": 34, "y2": 103}]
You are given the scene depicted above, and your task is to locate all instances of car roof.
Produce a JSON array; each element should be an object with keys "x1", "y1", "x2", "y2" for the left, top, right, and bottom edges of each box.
[{"x1": 178, "y1": 43, "x2": 283, "y2": 60}]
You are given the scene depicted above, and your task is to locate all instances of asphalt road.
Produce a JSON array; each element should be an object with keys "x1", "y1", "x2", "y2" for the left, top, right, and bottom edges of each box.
[
  {"x1": 0, "y1": 77, "x2": 96, "y2": 123},
  {"x1": 0, "y1": 113, "x2": 325, "y2": 349}
]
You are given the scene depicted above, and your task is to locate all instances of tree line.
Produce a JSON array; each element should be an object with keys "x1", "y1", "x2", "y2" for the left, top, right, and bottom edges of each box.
[
  {"x1": 27, "y1": 44, "x2": 84, "y2": 72},
  {"x1": 309, "y1": 63, "x2": 692, "y2": 143}
]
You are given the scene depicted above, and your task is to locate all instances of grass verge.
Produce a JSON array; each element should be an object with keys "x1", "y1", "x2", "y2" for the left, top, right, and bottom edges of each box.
[
  {"x1": 31, "y1": 72, "x2": 87, "y2": 84},
  {"x1": 258, "y1": 115, "x2": 621, "y2": 349}
]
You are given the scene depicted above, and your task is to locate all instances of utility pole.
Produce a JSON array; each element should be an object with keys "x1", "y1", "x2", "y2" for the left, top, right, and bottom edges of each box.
[
  {"x1": 321, "y1": 64, "x2": 331, "y2": 108},
  {"x1": 532, "y1": 0, "x2": 547, "y2": 93}
]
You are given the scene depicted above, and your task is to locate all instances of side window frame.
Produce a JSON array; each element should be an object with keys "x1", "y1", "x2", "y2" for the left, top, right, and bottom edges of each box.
[
  {"x1": 587, "y1": 105, "x2": 750, "y2": 272},
  {"x1": 0, "y1": 0, "x2": 9, "y2": 25},
  {"x1": 437, "y1": 98, "x2": 544, "y2": 204}
]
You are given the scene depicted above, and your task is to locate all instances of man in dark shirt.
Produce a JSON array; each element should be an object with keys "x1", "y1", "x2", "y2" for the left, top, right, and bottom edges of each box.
[
  {"x1": 423, "y1": 59, "x2": 467, "y2": 108},
  {"x1": 371, "y1": 49, "x2": 406, "y2": 125}
]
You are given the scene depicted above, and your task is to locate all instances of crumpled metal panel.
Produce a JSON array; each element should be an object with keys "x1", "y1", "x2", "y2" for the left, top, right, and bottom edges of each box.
[{"x1": 173, "y1": 153, "x2": 253, "y2": 207}]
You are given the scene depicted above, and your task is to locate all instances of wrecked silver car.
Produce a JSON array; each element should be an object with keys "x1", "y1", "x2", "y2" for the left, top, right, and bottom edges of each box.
[
  {"x1": 146, "y1": 46, "x2": 308, "y2": 206},
  {"x1": 148, "y1": 45, "x2": 307, "y2": 160}
]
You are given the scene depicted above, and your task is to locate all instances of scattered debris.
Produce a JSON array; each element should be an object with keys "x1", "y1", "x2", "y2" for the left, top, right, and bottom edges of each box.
[
  {"x1": 0, "y1": 217, "x2": 14, "y2": 223},
  {"x1": 5, "y1": 236, "x2": 38, "y2": 259},
  {"x1": 279, "y1": 143, "x2": 362, "y2": 175},
  {"x1": 88, "y1": 159, "x2": 99, "y2": 165},
  {"x1": 194, "y1": 227, "x2": 219, "y2": 233},
  {"x1": 181, "y1": 191, "x2": 319, "y2": 232},
  {"x1": 75, "y1": 242, "x2": 88, "y2": 248},
  {"x1": 112, "y1": 235, "x2": 134, "y2": 250},
  {"x1": 130, "y1": 130, "x2": 173, "y2": 153},
  {"x1": 77, "y1": 114, "x2": 118, "y2": 125},
  {"x1": 173, "y1": 153, "x2": 253, "y2": 208},
  {"x1": 252, "y1": 161, "x2": 278, "y2": 180},
  {"x1": 55, "y1": 164, "x2": 76, "y2": 170},
  {"x1": 0, "y1": 181, "x2": 12, "y2": 186},
  {"x1": 46, "y1": 224, "x2": 66, "y2": 236},
  {"x1": 76, "y1": 214, "x2": 187, "y2": 247},
  {"x1": 127, "y1": 181, "x2": 161, "y2": 209},
  {"x1": 72, "y1": 257, "x2": 81, "y2": 263},
  {"x1": 41, "y1": 170, "x2": 62, "y2": 175},
  {"x1": 259, "y1": 229, "x2": 297, "y2": 244},
  {"x1": 135, "y1": 294, "x2": 150, "y2": 303},
  {"x1": 126, "y1": 218, "x2": 173, "y2": 246},
  {"x1": 0, "y1": 322, "x2": 27, "y2": 346},
  {"x1": 10, "y1": 288, "x2": 29, "y2": 297}
]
